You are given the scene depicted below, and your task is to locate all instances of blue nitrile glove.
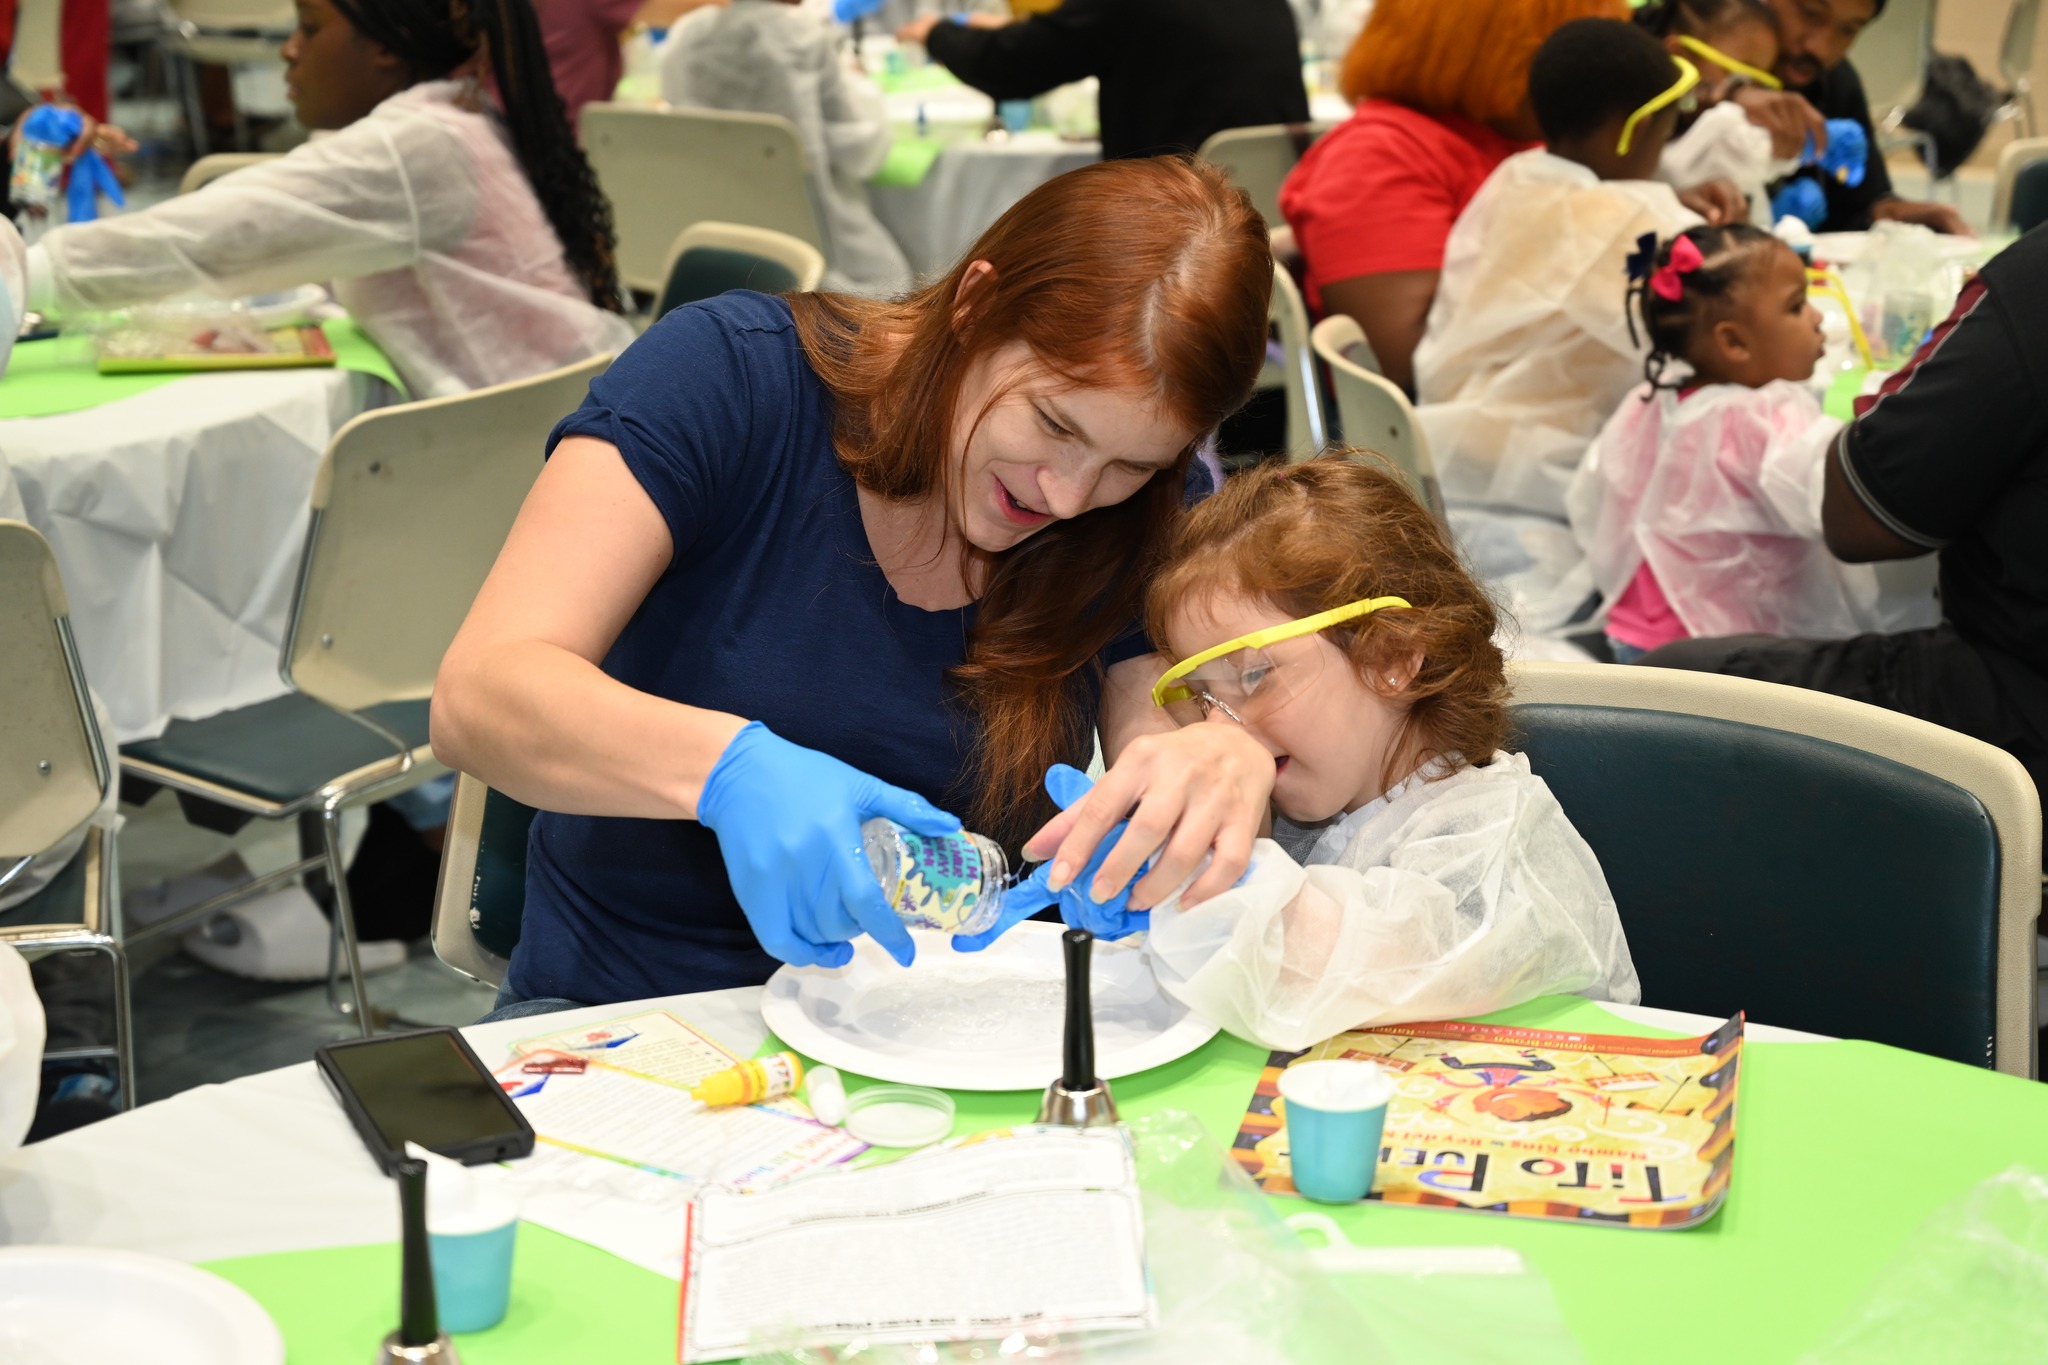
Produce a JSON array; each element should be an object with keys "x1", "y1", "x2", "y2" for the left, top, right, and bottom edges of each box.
[
  {"x1": 953, "y1": 763, "x2": 1148, "y2": 952},
  {"x1": 1772, "y1": 177, "x2": 1829, "y2": 230},
  {"x1": 65, "y1": 149, "x2": 123, "y2": 224},
  {"x1": 833, "y1": 0, "x2": 884, "y2": 21},
  {"x1": 1808, "y1": 119, "x2": 1868, "y2": 189},
  {"x1": 697, "y1": 721, "x2": 961, "y2": 969}
]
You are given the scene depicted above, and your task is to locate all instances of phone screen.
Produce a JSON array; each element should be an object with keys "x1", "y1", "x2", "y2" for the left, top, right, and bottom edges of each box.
[{"x1": 324, "y1": 1030, "x2": 522, "y2": 1153}]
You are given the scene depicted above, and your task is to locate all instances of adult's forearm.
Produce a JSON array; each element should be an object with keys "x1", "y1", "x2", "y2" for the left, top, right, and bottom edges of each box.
[{"x1": 431, "y1": 637, "x2": 746, "y2": 820}]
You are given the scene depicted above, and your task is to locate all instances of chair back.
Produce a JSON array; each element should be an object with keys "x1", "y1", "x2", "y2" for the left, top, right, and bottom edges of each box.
[
  {"x1": 178, "y1": 152, "x2": 278, "y2": 194},
  {"x1": 1309, "y1": 314, "x2": 1445, "y2": 520},
  {"x1": 582, "y1": 103, "x2": 824, "y2": 295},
  {"x1": 1195, "y1": 122, "x2": 1328, "y2": 228},
  {"x1": 1991, "y1": 137, "x2": 2048, "y2": 232},
  {"x1": 2002, "y1": 0, "x2": 2041, "y2": 91},
  {"x1": 1509, "y1": 661, "x2": 2040, "y2": 1077},
  {"x1": 654, "y1": 221, "x2": 826, "y2": 322},
  {"x1": 164, "y1": 0, "x2": 292, "y2": 28},
  {"x1": 0, "y1": 521, "x2": 108, "y2": 864},
  {"x1": 282, "y1": 355, "x2": 611, "y2": 714},
  {"x1": 1270, "y1": 264, "x2": 1327, "y2": 462},
  {"x1": 432, "y1": 773, "x2": 535, "y2": 988},
  {"x1": 1851, "y1": 0, "x2": 1933, "y2": 119}
]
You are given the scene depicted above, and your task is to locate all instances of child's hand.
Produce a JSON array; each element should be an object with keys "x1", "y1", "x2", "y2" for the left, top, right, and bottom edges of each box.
[{"x1": 954, "y1": 765, "x2": 1149, "y2": 951}]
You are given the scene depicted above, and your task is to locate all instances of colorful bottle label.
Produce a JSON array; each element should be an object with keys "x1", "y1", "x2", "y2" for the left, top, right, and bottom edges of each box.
[
  {"x1": 884, "y1": 830, "x2": 989, "y2": 933},
  {"x1": 692, "y1": 1051, "x2": 803, "y2": 1107}
]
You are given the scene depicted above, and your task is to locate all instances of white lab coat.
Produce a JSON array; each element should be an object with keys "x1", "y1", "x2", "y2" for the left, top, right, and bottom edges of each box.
[
  {"x1": 1567, "y1": 381, "x2": 1940, "y2": 640},
  {"x1": 1, "y1": 218, "x2": 24, "y2": 382},
  {"x1": 1144, "y1": 754, "x2": 1641, "y2": 1051},
  {"x1": 24, "y1": 81, "x2": 635, "y2": 397},
  {"x1": 1415, "y1": 149, "x2": 1702, "y2": 519},
  {"x1": 1659, "y1": 102, "x2": 1799, "y2": 228},
  {"x1": 661, "y1": 0, "x2": 913, "y2": 295},
  {"x1": 0, "y1": 943, "x2": 47, "y2": 1151}
]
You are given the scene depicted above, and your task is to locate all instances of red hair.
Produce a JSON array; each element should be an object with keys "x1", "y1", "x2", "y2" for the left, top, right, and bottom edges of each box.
[
  {"x1": 1341, "y1": 0, "x2": 1628, "y2": 127},
  {"x1": 789, "y1": 159, "x2": 1271, "y2": 841}
]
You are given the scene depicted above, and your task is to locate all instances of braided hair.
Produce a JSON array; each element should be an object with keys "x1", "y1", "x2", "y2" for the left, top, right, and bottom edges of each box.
[
  {"x1": 1631, "y1": 0, "x2": 1776, "y2": 39},
  {"x1": 1626, "y1": 223, "x2": 1776, "y2": 393},
  {"x1": 327, "y1": 0, "x2": 622, "y2": 312}
]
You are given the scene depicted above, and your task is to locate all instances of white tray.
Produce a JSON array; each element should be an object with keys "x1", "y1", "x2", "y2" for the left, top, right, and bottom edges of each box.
[
  {"x1": 761, "y1": 921, "x2": 1217, "y2": 1091},
  {"x1": 0, "y1": 1245, "x2": 284, "y2": 1365}
]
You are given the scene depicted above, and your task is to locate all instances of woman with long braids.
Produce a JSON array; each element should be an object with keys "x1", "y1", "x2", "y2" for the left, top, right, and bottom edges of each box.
[{"x1": 19, "y1": 0, "x2": 635, "y2": 397}]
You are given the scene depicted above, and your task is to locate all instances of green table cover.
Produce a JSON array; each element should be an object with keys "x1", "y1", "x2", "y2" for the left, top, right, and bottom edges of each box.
[
  {"x1": 199, "y1": 996, "x2": 2048, "y2": 1363},
  {"x1": 0, "y1": 317, "x2": 406, "y2": 420}
]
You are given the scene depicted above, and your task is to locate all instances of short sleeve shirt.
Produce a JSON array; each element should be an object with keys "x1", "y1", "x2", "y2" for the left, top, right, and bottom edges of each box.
[
  {"x1": 535, "y1": 0, "x2": 643, "y2": 131},
  {"x1": 1841, "y1": 227, "x2": 2048, "y2": 677},
  {"x1": 1279, "y1": 99, "x2": 1531, "y2": 310}
]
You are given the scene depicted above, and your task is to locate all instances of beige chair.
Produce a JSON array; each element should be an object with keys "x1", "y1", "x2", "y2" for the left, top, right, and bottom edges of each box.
[
  {"x1": 1990, "y1": 136, "x2": 2048, "y2": 233},
  {"x1": 1511, "y1": 660, "x2": 2041, "y2": 1078},
  {"x1": 1309, "y1": 313, "x2": 1444, "y2": 521},
  {"x1": 161, "y1": 0, "x2": 294, "y2": 157},
  {"x1": 178, "y1": 151, "x2": 279, "y2": 195},
  {"x1": 432, "y1": 774, "x2": 535, "y2": 990},
  {"x1": 0, "y1": 521, "x2": 133, "y2": 1107},
  {"x1": 582, "y1": 103, "x2": 826, "y2": 296},
  {"x1": 1998, "y1": 0, "x2": 2040, "y2": 141},
  {"x1": 1269, "y1": 264, "x2": 1327, "y2": 463},
  {"x1": 121, "y1": 355, "x2": 610, "y2": 1031},
  {"x1": 654, "y1": 221, "x2": 826, "y2": 322},
  {"x1": 1852, "y1": 0, "x2": 1948, "y2": 178},
  {"x1": 1195, "y1": 122, "x2": 1334, "y2": 229}
]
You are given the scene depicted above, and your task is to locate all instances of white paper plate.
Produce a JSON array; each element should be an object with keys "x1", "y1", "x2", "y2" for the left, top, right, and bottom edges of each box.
[
  {"x1": 761, "y1": 921, "x2": 1218, "y2": 1091},
  {"x1": 0, "y1": 1246, "x2": 284, "y2": 1365}
]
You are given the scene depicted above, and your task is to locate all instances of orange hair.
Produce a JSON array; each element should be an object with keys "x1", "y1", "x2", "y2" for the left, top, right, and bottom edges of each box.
[{"x1": 1340, "y1": 0, "x2": 1629, "y2": 128}]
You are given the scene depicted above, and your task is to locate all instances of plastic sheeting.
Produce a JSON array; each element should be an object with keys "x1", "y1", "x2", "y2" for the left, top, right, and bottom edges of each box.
[
  {"x1": 1143, "y1": 753, "x2": 1640, "y2": 1051},
  {"x1": 662, "y1": 2, "x2": 914, "y2": 294},
  {"x1": 1415, "y1": 150, "x2": 1702, "y2": 519},
  {"x1": 1659, "y1": 102, "x2": 1799, "y2": 228},
  {"x1": 1567, "y1": 381, "x2": 1941, "y2": 642},
  {"x1": 26, "y1": 81, "x2": 634, "y2": 398}
]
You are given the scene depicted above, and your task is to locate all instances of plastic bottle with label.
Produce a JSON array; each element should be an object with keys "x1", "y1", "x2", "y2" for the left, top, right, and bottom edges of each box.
[{"x1": 860, "y1": 819, "x2": 1010, "y2": 935}]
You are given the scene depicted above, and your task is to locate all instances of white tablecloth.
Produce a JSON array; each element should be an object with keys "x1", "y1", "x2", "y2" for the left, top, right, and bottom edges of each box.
[
  {"x1": 0, "y1": 369, "x2": 396, "y2": 742},
  {"x1": 870, "y1": 133, "x2": 1100, "y2": 278}
]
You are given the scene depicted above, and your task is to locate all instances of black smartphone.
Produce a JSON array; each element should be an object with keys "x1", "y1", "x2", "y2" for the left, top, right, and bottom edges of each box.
[{"x1": 316, "y1": 1027, "x2": 535, "y2": 1175}]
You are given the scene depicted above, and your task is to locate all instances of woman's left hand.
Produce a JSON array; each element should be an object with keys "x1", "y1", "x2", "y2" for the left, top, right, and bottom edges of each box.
[{"x1": 1024, "y1": 723, "x2": 1274, "y2": 912}]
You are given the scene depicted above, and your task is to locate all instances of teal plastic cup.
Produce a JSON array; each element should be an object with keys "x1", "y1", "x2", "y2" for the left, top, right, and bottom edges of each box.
[
  {"x1": 429, "y1": 1217, "x2": 518, "y2": 1333},
  {"x1": 1279, "y1": 1059, "x2": 1396, "y2": 1204}
]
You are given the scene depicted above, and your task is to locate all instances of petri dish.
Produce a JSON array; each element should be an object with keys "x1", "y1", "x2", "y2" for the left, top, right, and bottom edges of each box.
[{"x1": 843, "y1": 1084, "x2": 956, "y2": 1149}]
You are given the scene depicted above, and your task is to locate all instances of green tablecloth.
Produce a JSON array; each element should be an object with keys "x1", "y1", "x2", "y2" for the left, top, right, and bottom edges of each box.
[
  {"x1": 0, "y1": 317, "x2": 406, "y2": 420},
  {"x1": 198, "y1": 996, "x2": 2048, "y2": 1363}
]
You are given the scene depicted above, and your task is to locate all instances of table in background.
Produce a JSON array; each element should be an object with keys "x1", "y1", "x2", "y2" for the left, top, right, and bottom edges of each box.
[
  {"x1": 0, "y1": 320, "x2": 402, "y2": 742},
  {"x1": 4, "y1": 989, "x2": 2046, "y2": 1363}
]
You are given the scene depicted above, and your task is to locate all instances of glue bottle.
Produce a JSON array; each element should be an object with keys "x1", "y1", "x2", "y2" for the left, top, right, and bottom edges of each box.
[
  {"x1": 860, "y1": 819, "x2": 1010, "y2": 935},
  {"x1": 691, "y1": 1051, "x2": 804, "y2": 1107}
]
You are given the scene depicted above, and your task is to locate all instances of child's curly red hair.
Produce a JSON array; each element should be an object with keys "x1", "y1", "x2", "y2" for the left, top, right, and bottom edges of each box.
[{"x1": 1144, "y1": 456, "x2": 1509, "y2": 792}]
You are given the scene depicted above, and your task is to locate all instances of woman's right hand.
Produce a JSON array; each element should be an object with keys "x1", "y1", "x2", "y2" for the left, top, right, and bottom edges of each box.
[{"x1": 696, "y1": 721, "x2": 962, "y2": 970}]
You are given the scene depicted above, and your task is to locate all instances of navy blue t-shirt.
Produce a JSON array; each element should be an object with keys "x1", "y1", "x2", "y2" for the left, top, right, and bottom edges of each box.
[{"x1": 508, "y1": 293, "x2": 1183, "y2": 1005}]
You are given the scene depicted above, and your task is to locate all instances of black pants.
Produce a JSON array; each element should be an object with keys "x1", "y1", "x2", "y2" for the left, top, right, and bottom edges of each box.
[{"x1": 1639, "y1": 624, "x2": 2048, "y2": 803}]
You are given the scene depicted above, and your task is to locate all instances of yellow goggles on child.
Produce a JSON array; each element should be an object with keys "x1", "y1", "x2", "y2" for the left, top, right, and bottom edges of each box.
[
  {"x1": 1617, "y1": 55, "x2": 1701, "y2": 156},
  {"x1": 1675, "y1": 34, "x2": 1783, "y2": 91},
  {"x1": 1151, "y1": 596, "x2": 1413, "y2": 709}
]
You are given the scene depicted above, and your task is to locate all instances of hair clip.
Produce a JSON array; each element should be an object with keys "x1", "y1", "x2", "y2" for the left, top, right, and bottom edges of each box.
[
  {"x1": 1648, "y1": 235, "x2": 1705, "y2": 302},
  {"x1": 1625, "y1": 232, "x2": 1659, "y2": 283}
]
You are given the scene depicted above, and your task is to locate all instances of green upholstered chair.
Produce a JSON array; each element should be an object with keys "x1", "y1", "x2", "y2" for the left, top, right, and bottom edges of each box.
[
  {"x1": 1510, "y1": 661, "x2": 2041, "y2": 1077},
  {"x1": 1992, "y1": 138, "x2": 2048, "y2": 234},
  {"x1": 653, "y1": 221, "x2": 826, "y2": 325},
  {"x1": 431, "y1": 774, "x2": 535, "y2": 990},
  {"x1": 119, "y1": 354, "x2": 609, "y2": 1033},
  {"x1": 0, "y1": 520, "x2": 134, "y2": 1106}
]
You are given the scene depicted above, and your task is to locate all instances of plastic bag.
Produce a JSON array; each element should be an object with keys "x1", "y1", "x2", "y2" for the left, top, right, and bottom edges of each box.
[{"x1": 1800, "y1": 1167, "x2": 2048, "y2": 1365}]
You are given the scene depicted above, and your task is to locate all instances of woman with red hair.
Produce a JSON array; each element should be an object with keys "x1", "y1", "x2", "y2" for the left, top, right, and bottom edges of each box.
[
  {"x1": 434, "y1": 158, "x2": 1280, "y2": 1012},
  {"x1": 1280, "y1": 0, "x2": 1626, "y2": 392}
]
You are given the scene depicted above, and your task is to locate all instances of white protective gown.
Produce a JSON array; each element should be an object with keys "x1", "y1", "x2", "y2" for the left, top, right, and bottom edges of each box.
[
  {"x1": 24, "y1": 81, "x2": 635, "y2": 398},
  {"x1": 1567, "y1": 380, "x2": 1941, "y2": 640},
  {"x1": 1144, "y1": 753, "x2": 1641, "y2": 1051},
  {"x1": 1415, "y1": 149, "x2": 1702, "y2": 519},
  {"x1": 1658, "y1": 102, "x2": 1798, "y2": 228},
  {"x1": 660, "y1": 0, "x2": 914, "y2": 295},
  {"x1": 0, "y1": 943, "x2": 46, "y2": 1151}
]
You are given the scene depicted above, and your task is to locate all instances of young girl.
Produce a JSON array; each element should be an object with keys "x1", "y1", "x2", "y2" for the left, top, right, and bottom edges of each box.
[
  {"x1": 22, "y1": 0, "x2": 635, "y2": 397},
  {"x1": 1134, "y1": 458, "x2": 1640, "y2": 1051},
  {"x1": 1568, "y1": 224, "x2": 1936, "y2": 661},
  {"x1": 1638, "y1": 0, "x2": 1796, "y2": 226}
]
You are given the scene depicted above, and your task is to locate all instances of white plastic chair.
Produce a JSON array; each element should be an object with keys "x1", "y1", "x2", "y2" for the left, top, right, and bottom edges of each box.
[
  {"x1": 1195, "y1": 122, "x2": 1333, "y2": 229},
  {"x1": 1998, "y1": 0, "x2": 2040, "y2": 140},
  {"x1": 1309, "y1": 313, "x2": 1444, "y2": 522},
  {"x1": 161, "y1": 0, "x2": 294, "y2": 157},
  {"x1": 1270, "y1": 264, "x2": 1327, "y2": 463},
  {"x1": 1990, "y1": 135, "x2": 2048, "y2": 231},
  {"x1": 582, "y1": 103, "x2": 827, "y2": 296},
  {"x1": 1852, "y1": 0, "x2": 1946, "y2": 178}
]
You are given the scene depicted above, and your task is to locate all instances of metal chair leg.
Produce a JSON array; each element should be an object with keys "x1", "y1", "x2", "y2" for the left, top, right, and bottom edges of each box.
[
  {"x1": 102, "y1": 939, "x2": 136, "y2": 1111},
  {"x1": 318, "y1": 807, "x2": 374, "y2": 1037}
]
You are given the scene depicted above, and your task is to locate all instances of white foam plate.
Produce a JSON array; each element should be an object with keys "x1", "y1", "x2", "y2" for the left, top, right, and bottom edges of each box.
[
  {"x1": 761, "y1": 921, "x2": 1217, "y2": 1091},
  {"x1": 0, "y1": 1246, "x2": 284, "y2": 1365}
]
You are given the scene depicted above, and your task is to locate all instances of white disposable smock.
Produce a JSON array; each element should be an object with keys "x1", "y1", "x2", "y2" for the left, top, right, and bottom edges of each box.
[
  {"x1": 1567, "y1": 380, "x2": 1940, "y2": 640},
  {"x1": 1659, "y1": 102, "x2": 1799, "y2": 228},
  {"x1": 1144, "y1": 754, "x2": 1641, "y2": 1051},
  {"x1": 661, "y1": 0, "x2": 914, "y2": 295},
  {"x1": 24, "y1": 81, "x2": 635, "y2": 397},
  {"x1": 0, "y1": 943, "x2": 46, "y2": 1152},
  {"x1": 1415, "y1": 149, "x2": 1701, "y2": 519},
  {"x1": 1, "y1": 218, "x2": 24, "y2": 382}
]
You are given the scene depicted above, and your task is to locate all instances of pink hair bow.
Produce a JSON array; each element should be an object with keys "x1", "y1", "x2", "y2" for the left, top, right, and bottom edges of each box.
[{"x1": 1649, "y1": 235, "x2": 1705, "y2": 302}]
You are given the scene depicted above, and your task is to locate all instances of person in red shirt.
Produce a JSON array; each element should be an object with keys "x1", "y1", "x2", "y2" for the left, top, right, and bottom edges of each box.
[
  {"x1": 1280, "y1": 0, "x2": 1625, "y2": 392},
  {"x1": 533, "y1": 0, "x2": 725, "y2": 134}
]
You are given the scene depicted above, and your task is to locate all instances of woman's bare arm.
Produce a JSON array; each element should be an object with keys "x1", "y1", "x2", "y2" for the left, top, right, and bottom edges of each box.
[{"x1": 1318, "y1": 269, "x2": 1440, "y2": 395}]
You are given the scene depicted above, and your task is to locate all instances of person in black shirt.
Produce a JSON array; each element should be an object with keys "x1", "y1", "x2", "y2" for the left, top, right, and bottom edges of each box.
[
  {"x1": 1639, "y1": 227, "x2": 2048, "y2": 798},
  {"x1": 897, "y1": 0, "x2": 1310, "y2": 161},
  {"x1": 1727, "y1": 0, "x2": 1969, "y2": 233}
]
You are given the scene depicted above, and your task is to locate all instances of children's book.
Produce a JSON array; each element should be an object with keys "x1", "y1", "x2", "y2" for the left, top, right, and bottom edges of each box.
[
  {"x1": 1233, "y1": 1014, "x2": 1742, "y2": 1230},
  {"x1": 96, "y1": 322, "x2": 336, "y2": 373}
]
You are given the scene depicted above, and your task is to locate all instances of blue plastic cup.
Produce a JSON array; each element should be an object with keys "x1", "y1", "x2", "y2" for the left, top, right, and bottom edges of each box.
[
  {"x1": 429, "y1": 1217, "x2": 518, "y2": 1333},
  {"x1": 998, "y1": 99, "x2": 1033, "y2": 133},
  {"x1": 1279, "y1": 1060, "x2": 1395, "y2": 1204}
]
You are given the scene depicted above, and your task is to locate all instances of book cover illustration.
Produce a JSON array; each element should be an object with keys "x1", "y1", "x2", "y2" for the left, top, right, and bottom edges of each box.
[{"x1": 1232, "y1": 1014, "x2": 1741, "y2": 1229}]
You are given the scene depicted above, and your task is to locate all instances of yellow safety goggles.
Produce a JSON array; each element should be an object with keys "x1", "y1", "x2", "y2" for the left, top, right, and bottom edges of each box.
[
  {"x1": 1675, "y1": 34, "x2": 1783, "y2": 91},
  {"x1": 1151, "y1": 596, "x2": 1413, "y2": 708},
  {"x1": 1617, "y1": 54, "x2": 1701, "y2": 157},
  {"x1": 1807, "y1": 266, "x2": 1874, "y2": 369}
]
